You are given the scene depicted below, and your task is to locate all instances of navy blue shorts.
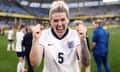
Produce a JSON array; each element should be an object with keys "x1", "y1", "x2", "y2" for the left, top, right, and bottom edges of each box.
[
  {"x1": 16, "y1": 52, "x2": 25, "y2": 58},
  {"x1": 8, "y1": 39, "x2": 14, "y2": 42}
]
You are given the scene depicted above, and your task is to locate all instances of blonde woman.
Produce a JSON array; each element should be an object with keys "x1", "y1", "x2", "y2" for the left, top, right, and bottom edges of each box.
[{"x1": 30, "y1": 1, "x2": 88, "y2": 72}]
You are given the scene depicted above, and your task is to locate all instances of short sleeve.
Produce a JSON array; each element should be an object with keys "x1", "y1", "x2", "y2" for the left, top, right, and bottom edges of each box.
[
  {"x1": 74, "y1": 31, "x2": 81, "y2": 47},
  {"x1": 38, "y1": 31, "x2": 46, "y2": 47}
]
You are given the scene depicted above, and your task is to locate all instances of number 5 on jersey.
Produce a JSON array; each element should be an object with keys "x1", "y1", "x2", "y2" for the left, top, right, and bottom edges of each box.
[{"x1": 58, "y1": 52, "x2": 64, "y2": 64}]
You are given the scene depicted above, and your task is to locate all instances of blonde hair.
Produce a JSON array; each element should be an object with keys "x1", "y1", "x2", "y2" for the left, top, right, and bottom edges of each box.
[
  {"x1": 74, "y1": 20, "x2": 84, "y2": 26},
  {"x1": 49, "y1": 1, "x2": 69, "y2": 19},
  {"x1": 94, "y1": 19, "x2": 103, "y2": 26}
]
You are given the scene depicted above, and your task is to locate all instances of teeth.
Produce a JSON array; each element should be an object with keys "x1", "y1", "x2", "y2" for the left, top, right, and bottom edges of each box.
[
  {"x1": 58, "y1": 27, "x2": 63, "y2": 30},
  {"x1": 58, "y1": 28, "x2": 63, "y2": 30}
]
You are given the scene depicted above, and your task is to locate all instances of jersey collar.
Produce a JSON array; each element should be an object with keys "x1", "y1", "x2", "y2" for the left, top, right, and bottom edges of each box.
[{"x1": 51, "y1": 28, "x2": 69, "y2": 40}]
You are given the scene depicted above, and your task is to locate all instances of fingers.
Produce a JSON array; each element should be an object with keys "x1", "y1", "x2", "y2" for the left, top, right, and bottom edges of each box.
[
  {"x1": 40, "y1": 25, "x2": 44, "y2": 30},
  {"x1": 77, "y1": 29, "x2": 84, "y2": 35},
  {"x1": 78, "y1": 25, "x2": 87, "y2": 32},
  {"x1": 32, "y1": 24, "x2": 43, "y2": 40},
  {"x1": 76, "y1": 25, "x2": 87, "y2": 34},
  {"x1": 36, "y1": 32, "x2": 40, "y2": 34},
  {"x1": 80, "y1": 32, "x2": 83, "y2": 35},
  {"x1": 33, "y1": 24, "x2": 43, "y2": 34},
  {"x1": 76, "y1": 24, "x2": 87, "y2": 39}
]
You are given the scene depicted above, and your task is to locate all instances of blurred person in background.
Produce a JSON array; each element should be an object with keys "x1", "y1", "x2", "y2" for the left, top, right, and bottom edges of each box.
[
  {"x1": 0, "y1": 28, "x2": 1, "y2": 35},
  {"x1": 15, "y1": 24, "x2": 26, "y2": 72},
  {"x1": 115, "y1": 17, "x2": 120, "y2": 29},
  {"x1": 0, "y1": 28, "x2": 5, "y2": 36},
  {"x1": 92, "y1": 19, "x2": 110, "y2": 72},
  {"x1": 7, "y1": 26, "x2": 15, "y2": 51},
  {"x1": 75, "y1": 20, "x2": 91, "y2": 72},
  {"x1": 22, "y1": 25, "x2": 35, "y2": 72}
]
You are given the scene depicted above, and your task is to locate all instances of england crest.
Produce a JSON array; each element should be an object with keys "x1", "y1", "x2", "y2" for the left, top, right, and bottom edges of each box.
[{"x1": 67, "y1": 41, "x2": 74, "y2": 48}]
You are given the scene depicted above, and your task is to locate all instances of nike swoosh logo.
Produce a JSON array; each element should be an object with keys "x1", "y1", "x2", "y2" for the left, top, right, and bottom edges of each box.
[{"x1": 48, "y1": 44, "x2": 53, "y2": 46}]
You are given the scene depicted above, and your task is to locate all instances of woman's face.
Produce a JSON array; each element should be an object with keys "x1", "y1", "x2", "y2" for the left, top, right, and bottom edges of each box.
[{"x1": 50, "y1": 12, "x2": 69, "y2": 37}]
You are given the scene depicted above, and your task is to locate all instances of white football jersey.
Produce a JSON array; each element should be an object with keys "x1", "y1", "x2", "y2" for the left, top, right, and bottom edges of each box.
[
  {"x1": 39, "y1": 28, "x2": 81, "y2": 72},
  {"x1": 8, "y1": 30, "x2": 14, "y2": 40},
  {"x1": 15, "y1": 32, "x2": 24, "y2": 52}
]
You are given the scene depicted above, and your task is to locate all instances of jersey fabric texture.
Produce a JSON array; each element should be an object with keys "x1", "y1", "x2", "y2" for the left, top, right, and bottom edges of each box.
[
  {"x1": 8, "y1": 29, "x2": 14, "y2": 40},
  {"x1": 15, "y1": 32, "x2": 24, "y2": 52},
  {"x1": 39, "y1": 28, "x2": 81, "y2": 72}
]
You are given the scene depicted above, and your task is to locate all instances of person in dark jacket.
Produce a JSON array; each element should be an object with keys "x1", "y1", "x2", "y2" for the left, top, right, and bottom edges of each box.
[{"x1": 22, "y1": 26, "x2": 34, "y2": 72}]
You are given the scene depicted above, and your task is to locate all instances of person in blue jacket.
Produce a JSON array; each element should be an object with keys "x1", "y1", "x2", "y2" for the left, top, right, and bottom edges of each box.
[{"x1": 92, "y1": 19, "x2": 110, "y2": 72}]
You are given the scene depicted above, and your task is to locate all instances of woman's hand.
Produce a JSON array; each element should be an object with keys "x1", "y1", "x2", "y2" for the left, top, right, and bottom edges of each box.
[{"x1": 76, "y1": 24, "x2": 87, "y2": 40}]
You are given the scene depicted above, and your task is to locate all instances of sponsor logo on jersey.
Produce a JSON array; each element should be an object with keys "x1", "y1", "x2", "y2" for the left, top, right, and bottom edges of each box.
[
  {"x1": 67, "y1": 41, "x2": 74, "y2": 48},
  {"x1": 48, "y1": 44, "x2": 53, "y2": 46}
]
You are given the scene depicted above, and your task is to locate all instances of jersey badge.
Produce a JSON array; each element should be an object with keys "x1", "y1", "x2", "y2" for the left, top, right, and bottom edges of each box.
[{"x1": 67, "y1": 41, "x2": 74, "y2": 48}]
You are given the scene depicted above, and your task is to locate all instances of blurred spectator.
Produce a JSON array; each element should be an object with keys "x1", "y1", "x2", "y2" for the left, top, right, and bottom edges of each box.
[
  {"x1": 22, "y1": 26, "x2": 34, "y2": 72},
  {"x1": 115, "y1": 17, "x2": 120, "y2": 28},
  {"x1": 7, "y1": 26, "x2": 14, "y2": 51},
  {"x1": 92, "y1": 19, "x2": 110, "y2": 72},
  {"x1": 15, "y1": 24, "x2": 26, "y2": 72}
]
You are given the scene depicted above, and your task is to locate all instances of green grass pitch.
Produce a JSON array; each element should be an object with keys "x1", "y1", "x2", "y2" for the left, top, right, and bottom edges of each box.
[{"x1": 0, "y1": 28, "x2": 120, "y2": 72}]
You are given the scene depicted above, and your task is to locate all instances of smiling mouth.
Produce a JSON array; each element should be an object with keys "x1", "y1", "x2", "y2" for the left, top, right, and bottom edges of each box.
[
  {"x1": 56, "y1": 29, "x2": 65, "y2": 35},
  {"x1": 56, "y1": 29, "x2": 64, "y2": 33},
  {"x1": 56, "y1": 26, "x2": 65, "y2": 31}
]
